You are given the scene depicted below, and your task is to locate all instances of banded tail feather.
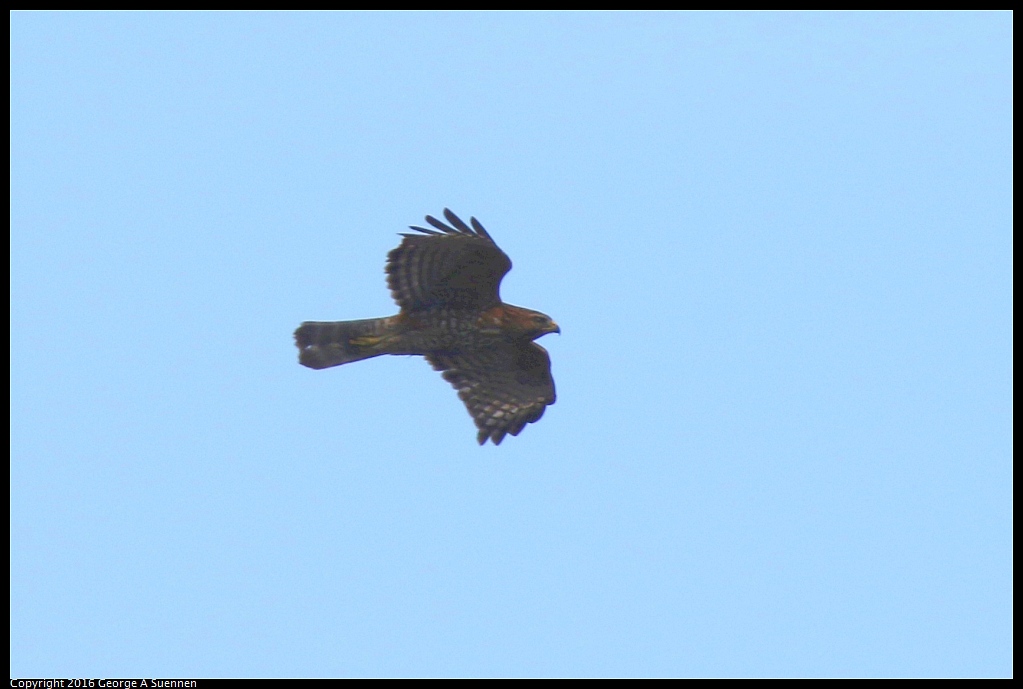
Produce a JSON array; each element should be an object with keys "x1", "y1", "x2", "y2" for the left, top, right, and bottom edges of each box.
[{"x1": 294, "y1": 317, "x2": 395, "y2": 369}]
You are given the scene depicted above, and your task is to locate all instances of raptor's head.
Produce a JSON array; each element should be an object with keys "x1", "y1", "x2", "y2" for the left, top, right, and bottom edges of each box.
[{"x1": 503, "y1": 305, "x2": 560, "y2": 340}]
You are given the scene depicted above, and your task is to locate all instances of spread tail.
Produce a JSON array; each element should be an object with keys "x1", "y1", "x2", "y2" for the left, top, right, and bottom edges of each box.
[{"x1": 294, "y1": 317, "x2": 396, "y2": 369}]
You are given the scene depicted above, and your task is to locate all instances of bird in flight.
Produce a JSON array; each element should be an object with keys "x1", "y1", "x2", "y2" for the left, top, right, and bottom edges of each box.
[{"x1": 295, "y1": 209, "x2": 559, "y2": 445}]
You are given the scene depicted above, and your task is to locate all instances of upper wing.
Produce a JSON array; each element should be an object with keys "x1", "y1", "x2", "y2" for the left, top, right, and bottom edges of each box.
[
  {"x1": 427, "y1": 341, "x2": 556, "y2": 445},
  {"x1": 386, "y1": 209, "x2": 512, "y2": 313}
]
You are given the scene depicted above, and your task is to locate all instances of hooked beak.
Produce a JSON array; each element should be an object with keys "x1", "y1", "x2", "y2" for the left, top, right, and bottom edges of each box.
[{"x1": 549, "y1": 321, "x2": 561, "y2": 335}]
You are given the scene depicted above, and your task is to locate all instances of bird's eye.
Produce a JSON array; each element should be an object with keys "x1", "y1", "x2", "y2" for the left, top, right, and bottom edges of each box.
[{"x1": 532, "y1": 315, "x2": 547, "y2": 325}]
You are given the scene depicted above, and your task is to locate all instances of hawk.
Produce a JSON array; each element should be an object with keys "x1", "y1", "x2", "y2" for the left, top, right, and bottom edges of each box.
[{"x1": 295, "y1": 209, "x2": 559, "y2": 445}]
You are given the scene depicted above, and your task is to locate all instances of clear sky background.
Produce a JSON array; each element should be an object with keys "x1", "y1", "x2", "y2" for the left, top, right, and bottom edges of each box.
[{"x1": 10, "y1": 12, "x2": 1011, "y2": 678}]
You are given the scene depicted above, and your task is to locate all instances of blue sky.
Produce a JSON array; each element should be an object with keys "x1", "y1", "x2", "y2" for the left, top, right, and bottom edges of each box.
[{"x1": 10, "y1": 12, "x2": 1011, "y2": 678}]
